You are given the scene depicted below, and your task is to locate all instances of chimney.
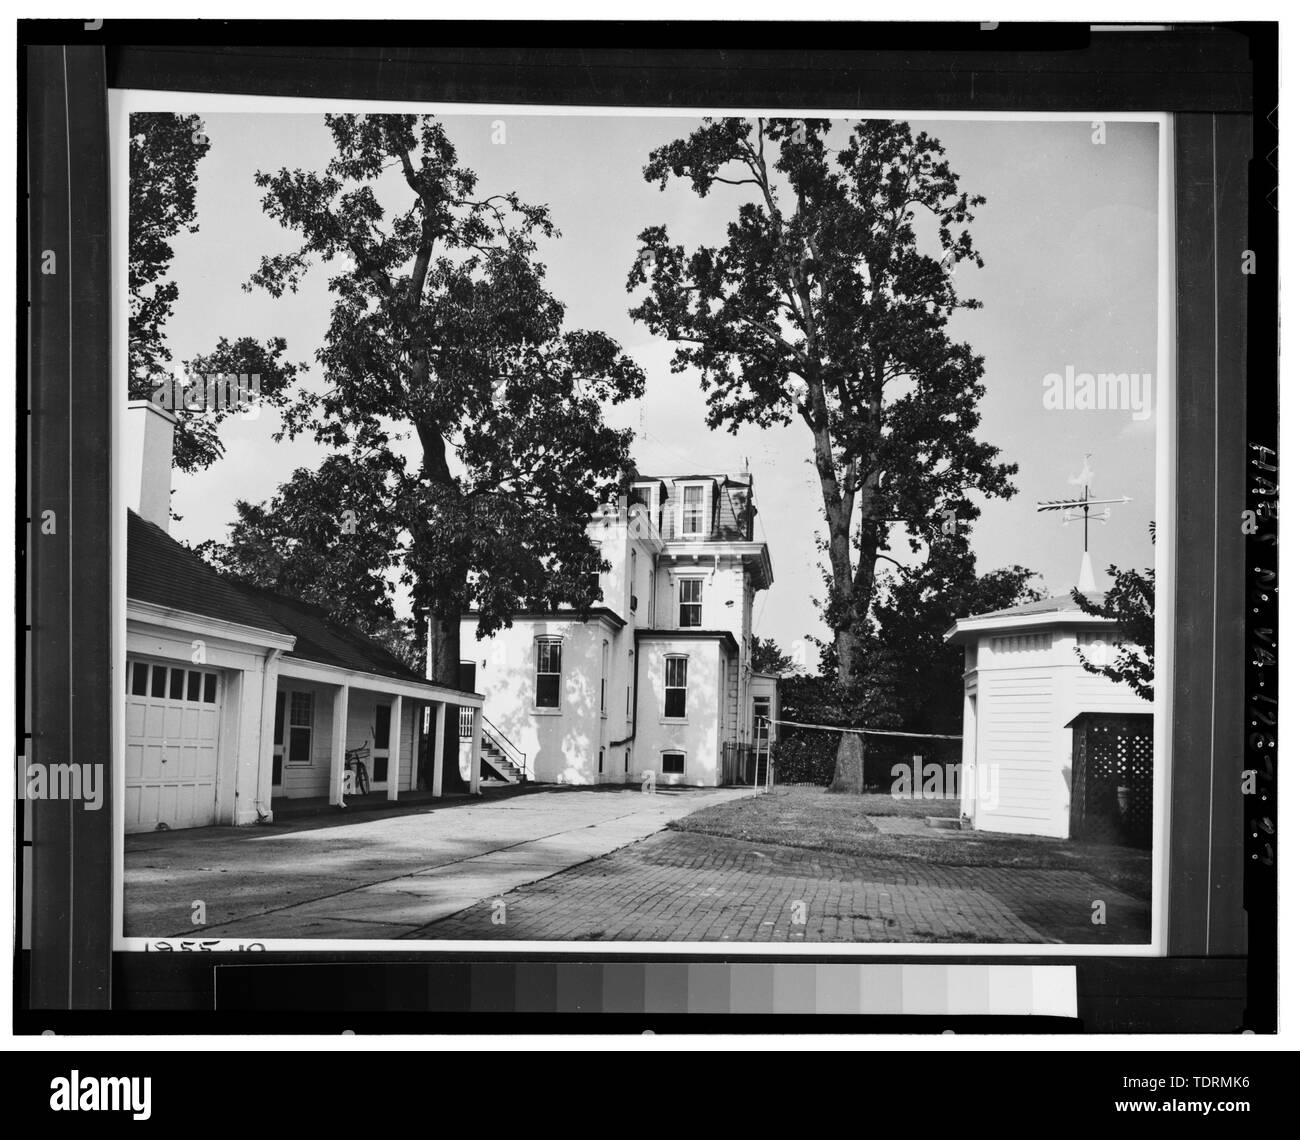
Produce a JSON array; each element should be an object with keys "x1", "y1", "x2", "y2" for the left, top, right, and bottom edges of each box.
[{"x1": 124, "y1": 399, "x2": 177, "y2": 531}]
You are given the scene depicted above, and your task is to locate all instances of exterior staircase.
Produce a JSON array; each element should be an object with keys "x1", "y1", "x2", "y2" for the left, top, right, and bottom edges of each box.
[
  {"x1": 462, "y1": 708, "x2": 529, "y2": 785},
  {"x1": 480, "y1": 736, "x2": 527, "y2": 784}
]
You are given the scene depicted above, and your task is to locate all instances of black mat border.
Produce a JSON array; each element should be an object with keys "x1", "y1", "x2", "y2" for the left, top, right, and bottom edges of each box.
[{"x1": 17, "y1": 20, "x2": 1278, "y2": 1034}]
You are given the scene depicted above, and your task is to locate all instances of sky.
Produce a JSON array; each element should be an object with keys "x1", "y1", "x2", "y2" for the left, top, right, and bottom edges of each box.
[{"x1": 148, "y1": 110, "x2": 1159, "y2": 661}]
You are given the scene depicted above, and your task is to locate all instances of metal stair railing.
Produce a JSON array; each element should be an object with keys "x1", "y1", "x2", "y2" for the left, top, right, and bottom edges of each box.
[{"x1": 481, "y1": 716, "x2": 528, "y2": 781}]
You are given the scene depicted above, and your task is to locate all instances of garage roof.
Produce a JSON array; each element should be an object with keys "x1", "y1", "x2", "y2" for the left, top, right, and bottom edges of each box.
[
  {"x1": 128, "y1": 510, "x2": 442, "y2": 690},
  {"x1": 127, "y1": 511, "x2": 291, "y2": 636},
  {"x1": 231, "y1": 583, "x2": 430, "y2": 686}
]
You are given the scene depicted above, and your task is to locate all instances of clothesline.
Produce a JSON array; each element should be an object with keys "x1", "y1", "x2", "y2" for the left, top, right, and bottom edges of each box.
[{"x1": 757, "y1": 716, "x2": 962, "y2": 741}]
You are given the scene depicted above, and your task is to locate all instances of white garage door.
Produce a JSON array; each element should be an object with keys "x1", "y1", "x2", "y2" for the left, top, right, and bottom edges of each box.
[{"x1": 125, "y1": 658, "x2": 222, "y2": 832}]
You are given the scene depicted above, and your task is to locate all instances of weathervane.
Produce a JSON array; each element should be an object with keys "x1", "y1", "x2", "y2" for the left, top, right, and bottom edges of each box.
[{"x1": 1035, "y1": 455, "x2": 1131, "y2": 591}]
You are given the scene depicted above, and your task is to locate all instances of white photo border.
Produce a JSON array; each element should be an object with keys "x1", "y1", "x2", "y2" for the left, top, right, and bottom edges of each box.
[{"x1": 109, "y1": 88, "x2": 1175, "y2": 958}]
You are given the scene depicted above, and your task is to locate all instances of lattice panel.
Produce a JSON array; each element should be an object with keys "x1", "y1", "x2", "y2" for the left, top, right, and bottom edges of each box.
[{"x1": 1070, "y1": 714, "x2": 1154, "y2": 848}]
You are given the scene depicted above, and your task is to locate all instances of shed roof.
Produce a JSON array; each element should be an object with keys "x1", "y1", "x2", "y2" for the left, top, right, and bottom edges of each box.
[
  {"x1": 943, "y1": 590, "x2": 1118, "y2": 643},
  {"x1": 971, "y1": 591, "x2": 1106, "y2": 620}
]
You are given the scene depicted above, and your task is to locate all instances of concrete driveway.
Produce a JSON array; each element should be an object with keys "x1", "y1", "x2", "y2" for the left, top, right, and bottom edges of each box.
[{"x1": 125, "y1": 785, "x2": 749, "y2": 939}]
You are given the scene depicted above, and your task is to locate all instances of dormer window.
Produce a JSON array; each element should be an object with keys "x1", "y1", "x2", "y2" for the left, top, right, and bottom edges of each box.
[
  {"x1": 630, "y1": 482, "x2": 660, "y2": 527},
  {"x1": 680, "y1": 482, "x2": 710, "y2": 537}
]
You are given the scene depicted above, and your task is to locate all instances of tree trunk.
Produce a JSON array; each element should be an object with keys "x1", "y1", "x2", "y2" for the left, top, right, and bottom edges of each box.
[
  {"x1": 427, "y1": 597, "x2": 462, "y2": 689},
  {"x1": 827, "y1": 731, "x2": 864, "y2": 794},
  {"x1": 825, "y1": 500, "x2": 866, "y2": 793},
  {"x1": 428, "y1": 597, "x2": 470, "y2": 793},
  {"x1": 413, "y1": 415, "x2": 473, "y2": 790},
  {"x1": 825, "y1": 485, "x2": 883, "y2": 794}
]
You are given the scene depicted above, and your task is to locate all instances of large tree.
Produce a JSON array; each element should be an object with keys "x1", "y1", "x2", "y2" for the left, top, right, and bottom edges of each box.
[
  {"x1": 128, "y1": 112, "x2": 301, "y2": 473},
  {"x1": 628, "y1": 117, "x2": 1017, "y2": 791},
  {"x1": 246, "y1": 114, "x2": 645, "y2": 688}
]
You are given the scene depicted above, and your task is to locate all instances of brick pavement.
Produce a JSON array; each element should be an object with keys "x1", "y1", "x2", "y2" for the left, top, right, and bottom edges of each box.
[{"x1": 415, "y1": 830, "x2": 1151, "y2": 944}]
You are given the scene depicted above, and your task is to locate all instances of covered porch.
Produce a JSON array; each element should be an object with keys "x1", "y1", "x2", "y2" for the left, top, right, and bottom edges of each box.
[{"x1": 265, "y1": 655, "x2": 484, "y2": 813}]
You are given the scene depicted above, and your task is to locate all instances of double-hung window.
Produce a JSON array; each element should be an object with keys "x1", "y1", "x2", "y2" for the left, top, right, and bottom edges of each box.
[
  {"x1": 678, "y1": 578, "x2": 703, "y2": 628},
  {"x1": 288, "y1": 691, "x2": 314, "y2": 766},
  {"x1": 681, "y1": 483, "x2": 707, "y2": 536},
  {"x1": 535, "y1": 638, "x2": 562, "y2": 709},
  {"x1": 664, "y1": 656, "x2": 688, "y2": 719}
]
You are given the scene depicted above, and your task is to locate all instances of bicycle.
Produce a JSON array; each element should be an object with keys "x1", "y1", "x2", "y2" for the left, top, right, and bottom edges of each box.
[{"x1": 344, "y1": 744, "x2": 371, "y2": 797}]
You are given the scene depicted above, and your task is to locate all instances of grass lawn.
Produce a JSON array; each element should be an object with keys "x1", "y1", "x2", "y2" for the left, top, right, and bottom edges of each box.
[{"x1": 672, "y1": 786, "x2": 1151, "y2": 900}]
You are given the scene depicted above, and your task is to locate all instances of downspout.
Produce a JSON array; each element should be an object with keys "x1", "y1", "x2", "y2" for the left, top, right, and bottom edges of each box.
[
  {"x1": 610, "y1": 638, "x2": 638, "y2": 751},
  {"x1": 254, "y1": 647, "x2": 282, "y2": 823},
  {"x1": 611, "y1": 529, "x2": 643, "y2": 758},
  {"x1": 736, "y1": 645, "x2": 745, "y2": 786}
]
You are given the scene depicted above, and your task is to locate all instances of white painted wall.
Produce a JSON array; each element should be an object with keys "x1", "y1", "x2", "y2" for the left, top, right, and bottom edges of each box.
[
  {"x1": 654, "y1": 555, "x2": 748, "y2": 644},
  {"x1": 461, "y1": 614, "x2": 627, "y2": 785},
  {"x1": 635, "y1": 637, "x2": 723, "y2": 787}
]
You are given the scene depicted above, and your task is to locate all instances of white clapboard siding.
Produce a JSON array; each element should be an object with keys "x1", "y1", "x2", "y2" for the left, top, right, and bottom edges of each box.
[{"x1": 976, "y1": 640, "x2": 1064, "y2": 833}]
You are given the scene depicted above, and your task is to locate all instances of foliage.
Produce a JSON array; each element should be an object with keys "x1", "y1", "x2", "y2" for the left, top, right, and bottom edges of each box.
[
  {"x1": 194, "y1": 450, "x2": 406, "y2": 630},
  {"x1": 769, "y1": 734, "x2": 839, "y2": 785},
  {"x1": 128, "y1": 112, "x2": 209, "y2": 383},
  {"x1": 750, "y1": 635, "x2": 797, "y2": 676}
]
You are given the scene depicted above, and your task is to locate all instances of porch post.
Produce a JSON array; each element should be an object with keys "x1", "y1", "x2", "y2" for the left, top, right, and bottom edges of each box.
[
  {"x1": 431, "y1": 701, "x2": 446, "y2": 798},
  {"x1": 469, "y1": 703, "x2": 483, "y2": 795},
  {"x1": 257, "y1": 651, "x2": 281, "y2": 819},
  {"x1": 387, "y1": 694, "x2": 404, "y2": 801},
  {"x1": 410, "y1": 703, "x2": 420, "y2": 791},
  {"x1": 329, "y1": 683, "x2": 350, "y2": 806}
]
